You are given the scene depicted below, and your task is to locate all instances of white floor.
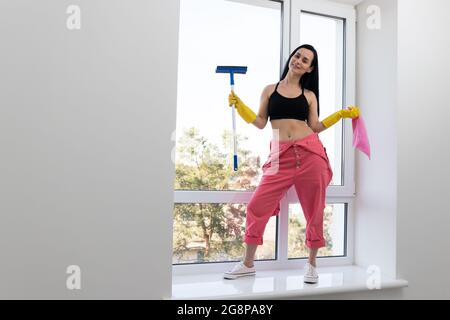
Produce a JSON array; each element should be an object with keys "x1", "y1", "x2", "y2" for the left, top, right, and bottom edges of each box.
[{"x1": 172, "y1": 265, "x2": 408, "y2": 300}]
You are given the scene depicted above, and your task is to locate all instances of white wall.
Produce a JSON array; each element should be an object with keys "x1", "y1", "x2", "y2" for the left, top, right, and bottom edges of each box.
[
  {"x1": 352, "y1": 0, "x2": 398, "y2": 279},
  {"x1": 396, "y1": 0, "x2": 450, "y2": 299},
  {"x1": 0, "y1": 0, "x2": 179, "y2": 299}
]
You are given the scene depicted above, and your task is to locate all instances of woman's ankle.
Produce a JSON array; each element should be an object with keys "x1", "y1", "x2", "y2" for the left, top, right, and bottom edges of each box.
[{"x1": 243, "y1": 261, "x2": 254, "y2": 268}]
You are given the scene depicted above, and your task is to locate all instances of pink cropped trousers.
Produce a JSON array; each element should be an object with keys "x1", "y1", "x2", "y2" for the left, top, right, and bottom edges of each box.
[{"x1": 245, "y1": 132, "x2": 333, "y2": 248}]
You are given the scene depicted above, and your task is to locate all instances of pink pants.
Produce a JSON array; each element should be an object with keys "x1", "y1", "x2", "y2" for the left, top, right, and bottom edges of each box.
[{"x1": 245, "y1": 132, "x2": 333, "y2": 248}]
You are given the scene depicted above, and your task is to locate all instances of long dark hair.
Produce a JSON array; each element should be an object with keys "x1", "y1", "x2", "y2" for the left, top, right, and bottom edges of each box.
[{"x1": 280, "y1": 44, "x2": 320, "y2": 116}]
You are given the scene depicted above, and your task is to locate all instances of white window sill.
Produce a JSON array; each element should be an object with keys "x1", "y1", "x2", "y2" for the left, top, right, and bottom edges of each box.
[{"x1": 171, "y1": 265, "x2": 408, "y2": 300}]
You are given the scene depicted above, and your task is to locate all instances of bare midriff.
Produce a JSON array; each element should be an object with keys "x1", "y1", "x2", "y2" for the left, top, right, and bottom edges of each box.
[{"x1": 270, "y1": 119, "x2": 314, "y2": 142}]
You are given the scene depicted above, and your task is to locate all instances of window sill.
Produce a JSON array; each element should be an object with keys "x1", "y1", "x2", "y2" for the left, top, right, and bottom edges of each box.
[{"x1": 171, "y1": 265, "x2": 408, "y2": 300}]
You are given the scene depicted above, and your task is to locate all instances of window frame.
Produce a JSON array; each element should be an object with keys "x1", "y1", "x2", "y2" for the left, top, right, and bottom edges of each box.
[{"x1": 173, "y1": 0, "x2": 356, "y2": 276}]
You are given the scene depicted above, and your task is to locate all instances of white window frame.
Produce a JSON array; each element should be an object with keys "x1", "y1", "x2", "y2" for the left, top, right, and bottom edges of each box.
[{"x1": 173, "y1": 0, "x2": 356, "y2": 276}]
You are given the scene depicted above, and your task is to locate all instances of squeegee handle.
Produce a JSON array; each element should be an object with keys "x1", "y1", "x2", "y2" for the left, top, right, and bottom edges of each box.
[{"x1": 231, "y1": 83, "x2": 238, "y2": 171}]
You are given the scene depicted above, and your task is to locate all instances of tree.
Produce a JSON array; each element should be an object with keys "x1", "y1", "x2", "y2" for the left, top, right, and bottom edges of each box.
[
  {"x1": 173, "y1": 127, "x2": 261, "y2": 263},
  {"x1": 288, "y1": 205, "x2": 333, "y2": 258}
]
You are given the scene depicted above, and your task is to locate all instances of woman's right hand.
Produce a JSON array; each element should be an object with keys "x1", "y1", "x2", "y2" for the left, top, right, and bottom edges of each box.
[
  {"x1": 228, "y1": 91, "x2": 240, "y2": 108},
  {"x1": 226, "y1": 91, "x2": 257, "y2": 124}
]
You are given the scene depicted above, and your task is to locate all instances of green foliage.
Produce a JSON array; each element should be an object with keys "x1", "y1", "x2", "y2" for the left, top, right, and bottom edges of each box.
[
  {"x1": 173, "y1": 127, "x2": 260, "y2": 263},
  {"x1": 174, "y1": 127, "x2": 261, "y2": 191},
  {"x1": 287, "y1": 205, "x2": 333, "y2": 258}
]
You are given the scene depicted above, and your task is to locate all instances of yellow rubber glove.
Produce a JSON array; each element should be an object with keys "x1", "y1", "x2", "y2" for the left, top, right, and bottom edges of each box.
[
  {"x1": 322, "y1": 106, "x2": 360, "y2": 128},
  {"x1": 228, "y1": 91, "x2": 257, "y2": 124}
]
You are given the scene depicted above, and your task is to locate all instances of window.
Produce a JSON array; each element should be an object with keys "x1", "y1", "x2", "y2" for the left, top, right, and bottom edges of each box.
[
  {"x1": 173, "y1": 0, "x2": 282, "y2": 267},
  {"x1": 300, "y1": 11, "x2": 345, "y2": 186},
  {"x1": 173, "y1": 0, "x2": 356, "y2": 273},
  {"x1": 174, "y1": 0, "x2": 281, "y2": 192},
  {"x1": 285, "y1": 0, "x2": 356, "y2": 262},
  {"x1": 290, "y1": 0, "x2": 356, "y2": 196}
]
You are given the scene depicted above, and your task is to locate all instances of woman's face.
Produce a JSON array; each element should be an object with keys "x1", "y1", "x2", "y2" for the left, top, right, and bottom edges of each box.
[{"x1": 289, "y1": 48, "x2": 314, "y2": 75}]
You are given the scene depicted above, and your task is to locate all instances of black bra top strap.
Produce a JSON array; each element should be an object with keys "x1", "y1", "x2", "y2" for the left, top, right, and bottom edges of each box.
[
  {"x1": 302, "y1": 86, "x2": 305, "y2": 95},
  {"x1": 274, "y1": 82, "x2": 280, "y2": 92}
]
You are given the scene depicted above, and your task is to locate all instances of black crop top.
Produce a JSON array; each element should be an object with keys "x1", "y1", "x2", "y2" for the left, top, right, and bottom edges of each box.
[{"x1": 267, "y1": 82, "x2": 309, "y2": 121}]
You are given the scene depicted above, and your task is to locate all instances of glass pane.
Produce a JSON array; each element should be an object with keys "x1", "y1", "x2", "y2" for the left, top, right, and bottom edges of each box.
[
  {"x1": 300, "y1": 12, "x2": 344, "y2": 185},
  {"x1": 173, "y1": 203, "x2": 276, "y2": 264},
  {"x1": 288, "y1": 203, "x2": 346, "y2": 258},
  {"x1": 175, "y1": 0, "x2": 281, "y2": 191}
]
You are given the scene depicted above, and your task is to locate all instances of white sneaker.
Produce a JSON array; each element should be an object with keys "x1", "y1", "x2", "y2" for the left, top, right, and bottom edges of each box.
[
  {"x1": 223, "y1": 262, "x2": 256, "y2": 280},
  {"x1": 303, "y1": 262, "x2": 319, "y2": 284}
]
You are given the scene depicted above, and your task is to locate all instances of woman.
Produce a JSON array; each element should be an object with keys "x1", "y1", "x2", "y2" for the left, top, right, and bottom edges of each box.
[{"x1": 223, "y1": 44, "x2": 359, "y2": 283}]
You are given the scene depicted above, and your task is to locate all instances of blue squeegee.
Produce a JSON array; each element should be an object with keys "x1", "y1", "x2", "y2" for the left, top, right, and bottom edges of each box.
[{"x1": 215, "y1": 66, "x2": 248, "y2": 171}]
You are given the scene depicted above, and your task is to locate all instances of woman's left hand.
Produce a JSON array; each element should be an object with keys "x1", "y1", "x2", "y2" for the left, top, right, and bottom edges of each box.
[{"x1": 341, "y1": 106, "x2": 360, "y2": 118}]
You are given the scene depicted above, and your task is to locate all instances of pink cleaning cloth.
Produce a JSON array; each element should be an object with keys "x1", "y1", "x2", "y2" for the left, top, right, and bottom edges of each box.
[{"x1": 352, "y1": 116, "x2": 371, "y2": 159}]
